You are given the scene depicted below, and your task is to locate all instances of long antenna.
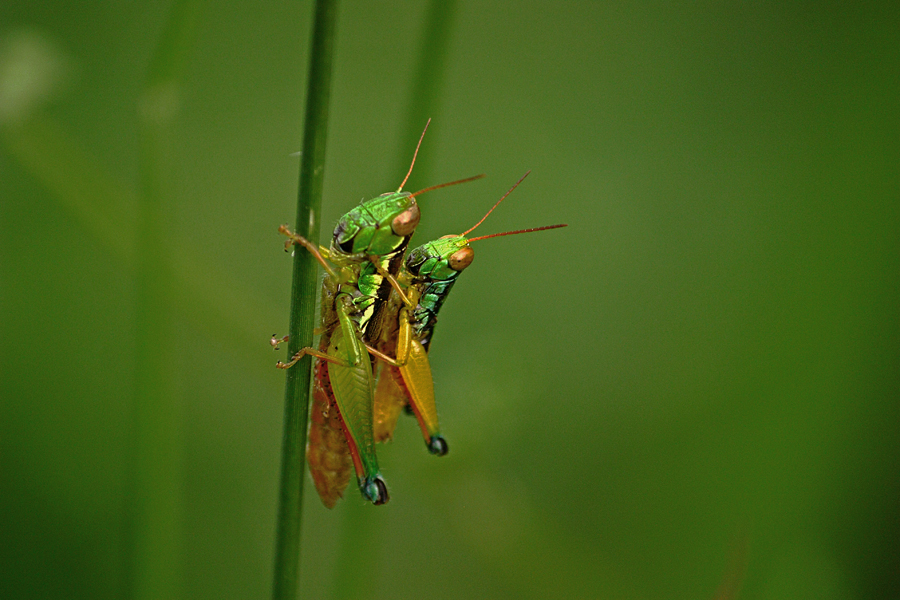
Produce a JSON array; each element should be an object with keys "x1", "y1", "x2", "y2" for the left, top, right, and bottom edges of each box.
[
  {"x1": 468, "y1": 223, "x2": 567, "y2": 243},
  {"x1": 409, "y1": 174, "x2": 485, "y2": 199},
  {"x1": 461, "y1": 171, "x2": 531, "y2": 236},
  {"x1": 397, "y1": 118, "x2": 431, "y2": 191}
]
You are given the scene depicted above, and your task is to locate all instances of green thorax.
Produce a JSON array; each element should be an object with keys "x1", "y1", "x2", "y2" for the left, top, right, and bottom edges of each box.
[{"x1": 404, "y1": 236, "x2": 468, "y2": 350}]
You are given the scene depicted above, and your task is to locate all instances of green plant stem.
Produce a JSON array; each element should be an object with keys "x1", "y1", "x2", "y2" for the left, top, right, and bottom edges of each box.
[{"x1": 272, "y1": 2, "x2": 338, "y2": 599}]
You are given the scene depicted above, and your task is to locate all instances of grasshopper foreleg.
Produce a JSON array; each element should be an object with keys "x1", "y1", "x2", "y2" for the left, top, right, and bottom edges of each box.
[
  {"x1": 276, "y1": 346, "x2": 348, "y2": 370},
  {"x1": 278, "y1": 224, "x2": 340, "y2": 280}
]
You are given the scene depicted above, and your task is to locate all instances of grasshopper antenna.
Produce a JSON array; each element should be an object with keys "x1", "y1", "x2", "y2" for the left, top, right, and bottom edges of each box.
[
  {"x1": 396, "y1": 118, "x2": 485, "y2": 202},
  {"x1": 397, "y1": 118, "x2": 431, "y2": 191},
  {"x1": 461, "y1": 171, "x2": 531, "y2": 236},
  {"x1": 409, "y1": 174, "x2": 485, "y2": 200},
  {"x1": 467, "y1": 223, "x2": 567, "y2": 243}
]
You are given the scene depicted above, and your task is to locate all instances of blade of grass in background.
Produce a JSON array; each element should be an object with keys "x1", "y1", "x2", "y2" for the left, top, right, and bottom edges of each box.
[
  {"x1": 271, "y1": 1, "x2": 338, "y2": 599},
  {"x1": 392, "y1": 0, "x2": 458, "y2": 181},
  {"x1": 132, "y1": 2, "x2": 203, "y2": 599}
]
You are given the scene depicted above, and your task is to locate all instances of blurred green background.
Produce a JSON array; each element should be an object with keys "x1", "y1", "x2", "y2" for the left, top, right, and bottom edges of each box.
[{"x1": 1, "y1": 2, "x2": 897, "y2": 599}]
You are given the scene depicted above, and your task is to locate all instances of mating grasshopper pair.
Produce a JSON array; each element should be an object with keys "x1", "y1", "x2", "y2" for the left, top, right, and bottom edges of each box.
[{"x1": 274, "y1": 122, "x2": 565, "y2": 507}]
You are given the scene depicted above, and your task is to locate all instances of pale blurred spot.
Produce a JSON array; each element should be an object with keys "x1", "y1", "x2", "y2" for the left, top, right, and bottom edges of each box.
[
  {"x1": 139, "y1": 81, "x2": 180, "y2": 126},
  {"x1": 0, "y1": 28, "x2": 73, "y2": 125}
]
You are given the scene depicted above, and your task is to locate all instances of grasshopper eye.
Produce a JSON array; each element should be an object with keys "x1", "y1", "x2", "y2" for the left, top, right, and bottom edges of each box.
[
  {"x1": 337, "y1": 237, "x2": 356, "y2": 253},
  {"x1": 448, "y1": 246, "x2": 474, "y2": 271},
  {"x1": 391, "y1": 203, "x2": 420, "y2": 237}
]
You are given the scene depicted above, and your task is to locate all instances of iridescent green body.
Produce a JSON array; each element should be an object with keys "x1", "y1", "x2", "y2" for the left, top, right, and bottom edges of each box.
[
  {"x1": 403, "y1": 236, "x2": 469, "y2": 350},
  {"x1": 299, "y1": 180, "x2": 488, "y2": 503},
  {"x1": 279, "y1": 120, "x2": 492, "y2": 506}
]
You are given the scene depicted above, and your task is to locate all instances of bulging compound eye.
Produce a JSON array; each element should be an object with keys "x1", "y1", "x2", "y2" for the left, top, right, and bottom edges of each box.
[
  {"x1": 337, "y1": 237, "x2": 356, "y2": 253},
  {"x1": 391, "y1": 203, "x2": 420, "y2": 236},
  {"x1": 448, "y1": 246, "x2": 474, "y2": 271}
]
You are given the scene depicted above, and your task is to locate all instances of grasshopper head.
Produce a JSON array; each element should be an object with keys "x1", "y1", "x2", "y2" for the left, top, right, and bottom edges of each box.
[
  {"x1": 405, "y1": 235, "x2": 473, "y2": 282},
  {"x1": 331, "y1": 191, "x2": 419, "y2": 257}
]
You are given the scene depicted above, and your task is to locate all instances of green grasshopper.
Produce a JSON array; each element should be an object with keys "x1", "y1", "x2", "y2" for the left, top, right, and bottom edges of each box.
[
  {"x1": 275, "y1": 121, "x2": 484, "y2": 507},
  {"x1": 372, "y1": 172, "x2": 567, "y2": 453}
]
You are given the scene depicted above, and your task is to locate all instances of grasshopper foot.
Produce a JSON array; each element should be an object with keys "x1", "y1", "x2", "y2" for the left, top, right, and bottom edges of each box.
[
  {"x1": 427, "y1": 435, "x2": 449, "y2": 456},
  {"x1": 359, "y1": 475, "x2": 389, "y2": 505}
]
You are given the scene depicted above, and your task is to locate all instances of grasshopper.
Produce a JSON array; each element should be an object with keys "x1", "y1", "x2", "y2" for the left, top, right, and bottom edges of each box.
[
  {"x1": 275, "y1": 121, "x2": 483, "y2": 507},
  {"x1": 372, "y1": 172, "x2": 567, "y2": 454}
]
